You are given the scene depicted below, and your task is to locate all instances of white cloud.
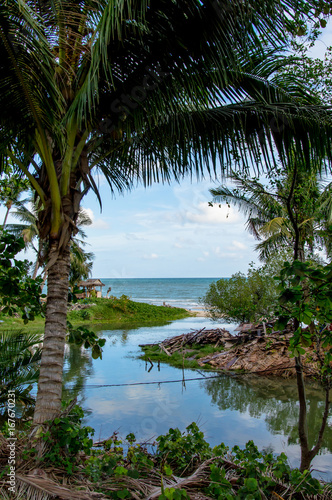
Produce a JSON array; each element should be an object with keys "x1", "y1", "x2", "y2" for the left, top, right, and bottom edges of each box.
[
  {"x1": 231, "y1": 240, "x2": 247, "y2": 250},
  {"x1": 182, "y1": 202, "x2": 241, "y2": 226},
  {"x1": 77, "y1": 178, "x2": 259, "y2": 277},
  {"x1": 307, "y1": 24, "x2": 332, "y2": 59},
  {"x1": 93, "y1": 219, "x2": 110, "y2": 229},
  {"x1": 81, "y1": 208, "x2": 110, "y2": 230},
  {"x1": 196, "y1": 250, "x2": 210, "y2": 262},
  {"x1": 134, "y1": 212, "x2": 156, "y2": 227},
  {"x1": 212, "y1": 246, "x2": 244, "y2": 260},
  {"x1": 142, "y1": 253, "x2": 159, "y2": 260}
]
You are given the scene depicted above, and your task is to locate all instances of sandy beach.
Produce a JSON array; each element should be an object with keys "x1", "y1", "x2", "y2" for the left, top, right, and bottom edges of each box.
[{"x1": 187, "y1": 308, "x2": 209, "y2": 317}]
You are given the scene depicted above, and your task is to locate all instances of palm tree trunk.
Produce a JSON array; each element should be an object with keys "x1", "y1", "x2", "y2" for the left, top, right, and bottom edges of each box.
[
  {"x1": 40, "y1": 268, "x2": 48, "y2": 293},
  {"x1": 32, "y1": 239, "x2": 42, "y2": 279},
  {"x1": 33, "y1": 240, "x2": 71, "y2": 424},
  {"x1": 2, "y1": 202, "x2": 12, "y2": 226},
  {"x1": 32, "y1": 257, "x2": 40, "y2": 280}
]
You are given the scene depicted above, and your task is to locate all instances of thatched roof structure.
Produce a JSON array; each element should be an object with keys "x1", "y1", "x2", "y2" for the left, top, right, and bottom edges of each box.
[{"x1": 78, "y1": 279, "x2": 105, "y2": 288}]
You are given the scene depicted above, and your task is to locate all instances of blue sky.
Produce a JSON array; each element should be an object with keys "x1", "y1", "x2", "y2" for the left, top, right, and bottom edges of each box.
[{"x1": 79, "y1": 176, "x2": 258, "y2": 278}]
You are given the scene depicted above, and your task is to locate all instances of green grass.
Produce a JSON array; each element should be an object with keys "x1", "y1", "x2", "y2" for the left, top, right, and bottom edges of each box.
[
  {"x1": 139, "y1": 343, "x2": 222, "y2": 370},
  {"x1": 0, "y1": 315, "x2": 45, "y2": 333},
  {"x1": 0, "y1": 295, "x2": 191, "y2": 331},
  {"x1": 67, "y1": 296, "x2": 190, "y2": 326}
]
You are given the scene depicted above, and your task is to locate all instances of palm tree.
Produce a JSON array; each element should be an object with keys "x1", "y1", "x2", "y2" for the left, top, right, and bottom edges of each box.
[
  {"x1": 69, "y1": 241, "x2": 94, "y2": 292},
  {"x1": 9, "y1": 198, "x2": 44, "y2": 279},
  {"x1": 211, "y1": 165, "x2": 332, "y2": 472},
  {"x1": 1, "y1": 1, "x2": 332, "y2": 424},
  {"x1": 7, "y1": 198, "x2": 94, "y2": 283},
  {"x1": 0, "y1": 166, "x2": 29, "y2": 226},
  {"x1": 0, "y1": 331, "x2": 42, "y2": 413},
  {"x1": 210, "y1": 166, "x2": 332, "y2": 262}
]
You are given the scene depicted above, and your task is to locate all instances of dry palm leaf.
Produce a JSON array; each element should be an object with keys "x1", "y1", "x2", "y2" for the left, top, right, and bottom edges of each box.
[{"x1": 15, "y1": 474, "x2": 107, "y2": 500}]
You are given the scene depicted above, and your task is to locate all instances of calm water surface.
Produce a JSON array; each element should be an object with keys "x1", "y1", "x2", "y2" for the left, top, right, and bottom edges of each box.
[
  {"x1": 100, "y1": 277, "x2": 221, "y2": 310},
  {"x1": 63, "y1": 316, "x2": 332, "y2": 481}
]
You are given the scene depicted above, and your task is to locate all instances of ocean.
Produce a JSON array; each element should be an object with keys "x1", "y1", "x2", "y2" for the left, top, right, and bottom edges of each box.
[{"x1": 99, "y1": 277, "x2": 219, "y2": 311}]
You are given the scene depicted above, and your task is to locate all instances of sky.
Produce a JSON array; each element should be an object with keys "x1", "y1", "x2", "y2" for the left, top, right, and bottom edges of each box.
[
  {"x1": 1, "y1": 22, "x2": 331, "y2": 280},
  {"x1": 79, "y1": 176, "x2": 258, "y2": 278},
  {"x1": 75, "y1": 21, "x2": 332, "y2": 279}
]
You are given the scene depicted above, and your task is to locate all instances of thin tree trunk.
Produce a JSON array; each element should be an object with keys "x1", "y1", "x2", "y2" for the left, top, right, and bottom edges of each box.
[
  {"x1": 32, "y1": 239, "x2": 44, "y2": 280},
  {"x1": 40, "y1": 268, "x2": 48, "y2": 293},
  {"x1": 32, "y1": 257, "x2": 40, "y2": 280},
  {"x1": 2, "y1": 203, "x2": 12, "y2": 226},
  {"x1": 33, "y1": 240, "x2": 71, "y2": 424},
  {"x1": 295, "y1": 354, "x2": 310, "y2": 471},
  {"x1": 306, "y1": 386, "x2": 331, "y2": 464},
  {"x1": 285, "y1": 162, "x2": 317, "y2": 471}
]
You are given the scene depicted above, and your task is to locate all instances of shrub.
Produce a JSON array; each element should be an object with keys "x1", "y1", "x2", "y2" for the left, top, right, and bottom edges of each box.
[{"x1": 201, "y1": 263, "x2": 278, "y2": 323}]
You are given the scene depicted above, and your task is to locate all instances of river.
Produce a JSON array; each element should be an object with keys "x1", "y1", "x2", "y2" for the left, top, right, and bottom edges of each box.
[{"x1": 63, "y1": 315, "x2": 332, "y2": 481}]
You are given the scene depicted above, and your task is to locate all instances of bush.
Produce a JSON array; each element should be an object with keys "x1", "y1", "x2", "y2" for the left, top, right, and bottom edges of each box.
[{"x1": 201, "y1": 263, "x2": 278, "y2": 323}]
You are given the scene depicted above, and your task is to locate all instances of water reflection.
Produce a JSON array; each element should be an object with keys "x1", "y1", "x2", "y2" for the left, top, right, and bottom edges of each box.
[
  {"x1": 202, "y1": 374, "x2": 332, "y2": 453},
  {"x1": 63, "y1": 344, "x2": 94, "y2": 401},
  {"x1": 60, "y1": 318, "x2": 332, "y2": 479}
]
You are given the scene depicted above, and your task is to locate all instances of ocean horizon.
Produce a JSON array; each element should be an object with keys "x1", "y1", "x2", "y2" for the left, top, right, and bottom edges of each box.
[{"x1": 98, "y1": 277, "x2": 224, "y2": 310}]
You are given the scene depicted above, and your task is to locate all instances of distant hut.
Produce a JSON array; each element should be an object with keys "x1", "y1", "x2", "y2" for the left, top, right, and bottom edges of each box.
[{"x1": 78, "y1": 279, "x2": 105, "y2": 298}]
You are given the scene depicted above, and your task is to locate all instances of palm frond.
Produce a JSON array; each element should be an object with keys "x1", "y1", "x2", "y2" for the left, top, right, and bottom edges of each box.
[
  {"x1": 0, "y1": 331, "x2": 42, "y2": 409},
  {"x1": 260, "y1": 217, "x2": 292, "y2": 238},
  {"x1": 1, "y1": 0, "x2": 332, "y2": 250},
  {"x1": 0, "y1": 1, "x2": 64, "y2": 161},
  {"x1": 255, "y1": 234, "x2": 291, "y2": 262}
]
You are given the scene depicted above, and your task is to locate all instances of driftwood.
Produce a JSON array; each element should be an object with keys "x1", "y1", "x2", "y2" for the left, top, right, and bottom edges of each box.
[
  {"x1": 140, "y1": 327, "x2": 232, "y2": 355},
  {"x1": 140, "y1": 322, "x2": 331, "y2": 378},
  {"x1": 198, "y1": 331, "x2": 325, "y2": 378}
]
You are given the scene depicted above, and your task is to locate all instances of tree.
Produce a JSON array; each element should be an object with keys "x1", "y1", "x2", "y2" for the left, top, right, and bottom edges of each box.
[
  {"x1": 211, "y1": 163, "x2": 332, "y2": 471},
  {"x1": 69, "y1": 241, "x2": 94, "y2": 292},
  {"x1": 276, "y1": 260, "x2": 332, "y2": 471},
  {"x1": 7, "y1": 196, "x2": 45, "y2": 280},
  {"x1": 0, "y1": 166, "x2": 29, "y2": 226},
  {"x1": 202, "y1": 262, "x2": 278, "y2": 323},
  {"x1": 9, "y1": 199, "x2": 95, "y2": 282},
  {"x1": 0, "y1": 231, "x2": 44, "y2": 322},
  {"x1": 210, "y1": 164, "x2": 332, "y2": 263},
  {"x1": 1, "y1": 0, "x2": 332, "y2": 425},
  {"x1": 281, "y1": 2, "x2": 332, "y2": 106}
]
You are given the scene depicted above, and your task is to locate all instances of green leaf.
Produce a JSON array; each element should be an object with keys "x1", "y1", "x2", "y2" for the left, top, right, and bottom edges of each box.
[
  {"x1": 301, "y1": 310, "x2": 313, "y2": 325},
  {"x1": 91, "y1": 345, "x2": 101, "y2": 359},
  {"x1": 274, "y1": 316, "x2": 290, "y2": 330},
  {"x1": 244, "y1": 477, "x2": 258, "y2": 492},
  {"x1": 293, "y1": 347, "x2": 306, "y2": 357},
  {"x1": 127, "y1": 469, "x2": 140, "y2": 479},
  {"x1": 164, "y1": 464, "x2": 173, "y2": 477},
  {"x1": 114, "y1": 466, "x2": 128, "y2": 476},
  {"x1": 117, "y1": 489, "x2": 130, "y2": 498}
]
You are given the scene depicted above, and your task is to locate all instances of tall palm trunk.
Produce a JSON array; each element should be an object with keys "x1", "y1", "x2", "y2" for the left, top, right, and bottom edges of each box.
[
  {"x1": 33, "y1": 240, "x2": 71, "y2": 424},
  {"x1": 2, "y1": 201, "x2": 12, "y2": 226},
  {"x1": 32, "y1": 238, "x2": 43, "y2": 280}
]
